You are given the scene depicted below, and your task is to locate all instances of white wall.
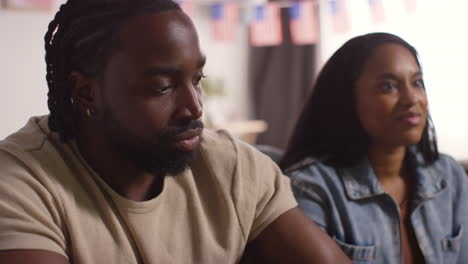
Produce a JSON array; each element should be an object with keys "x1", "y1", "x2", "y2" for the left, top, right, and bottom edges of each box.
[
  {"x1": 0, "y1": 1, "x2": 250, "y2": 139},
  {"x1": 192, "y1": 6, "x2": 251, "y2": 125},
  {"x1": 318, "y1": 0, "x2": 468, "y2": 160},
  {"x1": 4, "y1": 0, "x2": 466, "y2": 160},
  {"x1": 0, "y1": 6, "x2": 57, "y2": 139}
]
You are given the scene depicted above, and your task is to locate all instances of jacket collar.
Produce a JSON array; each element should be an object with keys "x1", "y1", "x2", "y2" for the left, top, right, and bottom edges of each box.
[
  {"x1": 410, "y1": 150, "x2": 447, "y2": 202},
  {"x1": 341, "y1": 147, "x2": 446, "y2": 200},
  {"x1": 341, "y1": 157, "x2": 385, "y2": 200}
]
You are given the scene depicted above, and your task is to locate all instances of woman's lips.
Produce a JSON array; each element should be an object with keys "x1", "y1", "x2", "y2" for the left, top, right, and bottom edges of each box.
[{"x1": 399, "y1": 112, "x2": 422, "y2": 126}]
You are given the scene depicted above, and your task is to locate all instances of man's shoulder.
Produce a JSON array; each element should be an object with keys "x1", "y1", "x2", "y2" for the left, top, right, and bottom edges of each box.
[
  {"x1": 0, "y1": 115, "x2": 51, "y2": 155},
  {"x1": 200, "y1": 129, "x2": 237, "y2": 150},
  {"x1": 198, "y1": 128, "x2": 270, "y2": 168},
  {"x1": 196, "y1": 128, "x2": 280, "y2": 188},
  {"x1": 197, "y1": 129, "x2": 239, "y2": 175},
  {"x1": 0, "y1": 115, "x2": 66, "y2": 182}
]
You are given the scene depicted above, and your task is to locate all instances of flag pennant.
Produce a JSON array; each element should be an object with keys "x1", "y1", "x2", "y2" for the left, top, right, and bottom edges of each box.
[
  {"x1": 368, "y1": 0, "x2": 386, "y2": 24},
  {"x1": 5, "y1": 0, "x2": 55, "y2": 11},
  {"x1": 210, "y1": 2, "x2": 239, "y2": 42},
  {"x1": 404, "y1": 0, "x2": 417, "y2": 13},
  {"x1": 250, "y1": 3, "x2": 283, "y2": 47},
  {"x1": 176, "y1": 0, "x2": 196, "y2": 18},
  {"x1": 329, "y1": 0, "x2": 350, "y2": 33},
  {"x1": 289, "y1": 1, "x2": 319, "y2": 45}
]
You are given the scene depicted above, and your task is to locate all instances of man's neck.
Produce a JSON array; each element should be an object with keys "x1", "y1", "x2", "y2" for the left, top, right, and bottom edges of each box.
[{"x1": 75, "y1": 132, "x2": 164, "y2": 202}]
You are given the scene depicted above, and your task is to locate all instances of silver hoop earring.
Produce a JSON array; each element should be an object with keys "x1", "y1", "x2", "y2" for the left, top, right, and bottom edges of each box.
[
  {"x1": 70, "y1": 97, "x2": 75, "y2": 104},
  {"x1": 86, "y1": 108, "x2": 92, "y2": 117}
]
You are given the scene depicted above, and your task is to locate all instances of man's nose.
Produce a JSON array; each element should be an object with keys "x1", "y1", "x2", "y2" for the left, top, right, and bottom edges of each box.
[{"x1": 174, "y1": 83, "x2": 203, "y2": 121}]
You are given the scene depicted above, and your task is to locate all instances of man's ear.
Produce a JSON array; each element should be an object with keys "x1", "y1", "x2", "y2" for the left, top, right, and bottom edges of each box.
[{"x1": 69, "y1": 71, "x2": 97, "y2": 118}]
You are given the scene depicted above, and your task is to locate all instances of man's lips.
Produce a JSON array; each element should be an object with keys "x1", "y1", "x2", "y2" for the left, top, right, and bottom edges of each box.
[
  {"x1": 173, "y1": 127, "x2": 203, "y2": 141},
  {"x1": 173, "y1": 128, "x2": 203, "y2": 151}
]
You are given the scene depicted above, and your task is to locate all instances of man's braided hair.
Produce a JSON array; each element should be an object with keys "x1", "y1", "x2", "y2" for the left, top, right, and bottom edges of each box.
[{"x1": 45, "y1": 0, "x2": 181, "y2": 142}]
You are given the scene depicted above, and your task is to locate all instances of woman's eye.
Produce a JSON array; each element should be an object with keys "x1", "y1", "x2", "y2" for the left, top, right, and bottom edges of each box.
[
  {"x1": 413, "y1": 79, "x2": 424, "y2": 89},
  {"x1": 379, "y1": 81, "x2": 397, "y2": 93}
]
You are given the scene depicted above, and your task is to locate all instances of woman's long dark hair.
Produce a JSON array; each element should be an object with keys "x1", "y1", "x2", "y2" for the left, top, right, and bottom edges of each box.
[{"x1": 280, "y1": 32, "x2": 438, "y2": 170}]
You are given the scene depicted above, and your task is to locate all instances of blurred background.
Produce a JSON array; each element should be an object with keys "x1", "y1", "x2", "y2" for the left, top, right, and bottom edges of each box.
[{"x1": 1, "y1": 0, "x2": 467, "y2": 162}]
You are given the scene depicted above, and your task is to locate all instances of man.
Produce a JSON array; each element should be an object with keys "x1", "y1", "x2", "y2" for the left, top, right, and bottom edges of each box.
[{"x1": 0, "y1": 0, "x2": 350, "y2": 263}]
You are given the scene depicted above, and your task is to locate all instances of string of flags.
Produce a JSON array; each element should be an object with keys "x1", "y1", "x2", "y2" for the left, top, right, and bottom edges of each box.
[
  {"x1": 211, "y1": 2, "x2": 240, "y2": 42},
  {"x1": 250, "y1": 3, "x2": 283, "y2": 46},
  {"x1": 368, "y1": 0, "x2": 386, "y2": 24},
  {"x1": 404, "y1": 0, "x2": 418, "y2": 14},
  {"x1": 0, "y1": 0, "x2": 55, "y2": 11},
  {"x1": 329, "y1": 0, "x2": 349, "y2": 34},
  {"x1": 173, "y1": 0, "x2": 420, "y2": 47},
  {"x1": 289, "y1": 1, "x2": 319, "y2": 45}
]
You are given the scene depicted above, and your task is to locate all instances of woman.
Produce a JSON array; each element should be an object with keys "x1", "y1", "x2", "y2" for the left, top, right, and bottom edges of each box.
[{"x1": 281, "y1": 33, "x2": 468, "y2": 264}]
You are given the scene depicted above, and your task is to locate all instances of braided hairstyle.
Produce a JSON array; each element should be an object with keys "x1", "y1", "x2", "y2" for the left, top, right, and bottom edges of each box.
[{"x1": 45, "y1": 0, "x2": 181, "y2": 142}]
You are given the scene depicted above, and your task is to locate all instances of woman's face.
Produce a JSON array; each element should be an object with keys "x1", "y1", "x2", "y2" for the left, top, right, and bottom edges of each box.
[{"x1": 355, "y1": 43, "x2": 428, "y2": 149}]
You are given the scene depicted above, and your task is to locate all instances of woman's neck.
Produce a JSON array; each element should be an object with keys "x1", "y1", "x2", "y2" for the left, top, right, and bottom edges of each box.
[
  {"x1": 368, "y1": 144, "x2": 416, "y2": 210},
  {"x1": 368, "y1": 144, "x2": 407, "y2": 182}
]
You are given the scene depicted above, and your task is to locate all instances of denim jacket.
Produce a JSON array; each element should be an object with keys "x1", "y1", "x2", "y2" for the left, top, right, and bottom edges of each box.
[{"x1": 288, "y1": 152, "x2": 468, "y2": 264}]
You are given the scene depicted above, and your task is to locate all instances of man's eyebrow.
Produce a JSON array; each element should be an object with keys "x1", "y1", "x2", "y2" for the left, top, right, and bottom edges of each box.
[
  {"x1": 144, "y1": 66, "x2": 179, "y2": 76},
  {"x1": 144, "y1": 56, "x2": 207, "y2": 76}
]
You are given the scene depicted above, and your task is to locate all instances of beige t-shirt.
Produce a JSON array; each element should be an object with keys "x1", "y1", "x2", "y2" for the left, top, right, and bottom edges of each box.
[{"x1": 0, "y1": 116, "x2": 297, "y2": 263}]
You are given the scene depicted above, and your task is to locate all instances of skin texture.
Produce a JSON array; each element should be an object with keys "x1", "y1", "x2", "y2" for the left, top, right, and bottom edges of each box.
[
  {"x1": 355, "y1": 43, "x2": 428, "y2": 190},
  {"x1": 73, "y1": 11, "x2": 206, "y2": 202},
  {"x1": 355, "y1": 43, "x2": 428, "y2": 152},
  {"x1": 355, "y1": 43, "x2": 427, "y2": 263},
  {"x1": 247, "y1": 207, "x2": 351, "y2": 264},
  {"x1": 0, "y1": 250, "x2": 68, "y2": 264},
  {"x1": 0, "y1": 10, "x2": 351, "y2": 264}
]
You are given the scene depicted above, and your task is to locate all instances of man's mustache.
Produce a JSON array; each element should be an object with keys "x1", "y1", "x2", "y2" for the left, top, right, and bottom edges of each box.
[{"x1": 160, "y1": 120, "x2": 204, "y2": 139}]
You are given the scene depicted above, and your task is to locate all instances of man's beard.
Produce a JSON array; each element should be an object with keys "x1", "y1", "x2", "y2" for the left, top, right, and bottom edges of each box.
[{"x1": 100, "y1": 111, "x2": 204, "y2": 177}]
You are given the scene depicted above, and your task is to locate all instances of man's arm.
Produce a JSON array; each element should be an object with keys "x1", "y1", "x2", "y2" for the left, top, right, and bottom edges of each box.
[
  {"x1": 0, "y1": 150, "x2": 69, "y2": 263},
  {"x1": 0, "y1": 250, "x2": 68, "y2": 264},
  {"x1": 248, "y1": 207, "x2": 351, "y2": 264}
]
